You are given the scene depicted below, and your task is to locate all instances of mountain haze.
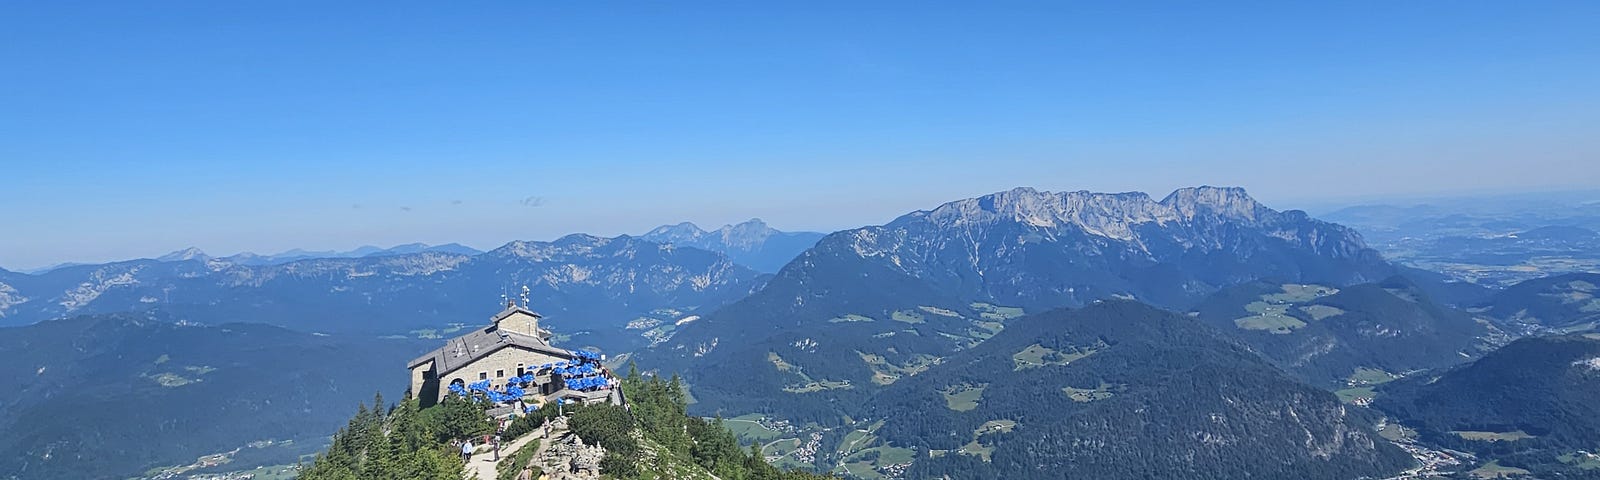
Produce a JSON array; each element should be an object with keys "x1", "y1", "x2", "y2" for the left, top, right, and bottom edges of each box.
[
  {"x1": 1483, "y1": 272, "x2": 1600, "y2": 329},
  {"x1": 641, "y1": 219, "x2": 825, "y2": 273},
  {"x1": 0, "y1": 235, "x2": 759, "y2": 351},
  {"x1": 0, "y1": 311, "x2": 429, "y2": 480}
]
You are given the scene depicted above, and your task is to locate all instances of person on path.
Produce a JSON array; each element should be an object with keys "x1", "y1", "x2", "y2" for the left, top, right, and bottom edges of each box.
[
  {"x1": 492, "y1": 432, "x2": 502, "y2": 461},
  {"x1": 460, "y1": 439, "x2": 473, "y2": 464}
]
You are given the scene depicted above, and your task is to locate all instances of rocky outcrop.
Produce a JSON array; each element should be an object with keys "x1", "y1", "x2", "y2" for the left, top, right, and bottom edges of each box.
[{"x1": 536, "y1": 432, "x2": 606, "y2": 480}]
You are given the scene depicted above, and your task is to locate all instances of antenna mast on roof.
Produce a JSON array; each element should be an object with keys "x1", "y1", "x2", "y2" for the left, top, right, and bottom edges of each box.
[{"x1": 521, "y1": 285, "x2": 531, "y2": 309}]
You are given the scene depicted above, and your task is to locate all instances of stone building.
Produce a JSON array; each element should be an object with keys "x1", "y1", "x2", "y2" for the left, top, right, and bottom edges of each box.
[{"x1": 407, "y1": 301, "x2": 621, "y2": 408}]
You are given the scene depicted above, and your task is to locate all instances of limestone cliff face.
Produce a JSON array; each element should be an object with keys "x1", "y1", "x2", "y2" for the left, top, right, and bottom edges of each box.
[
  {"x1": 642, "y1": 186, "x2": 1398, "y2": 423},
  {"x1": 780, "y1": 185, "x2": 1389, "y2": 311}
]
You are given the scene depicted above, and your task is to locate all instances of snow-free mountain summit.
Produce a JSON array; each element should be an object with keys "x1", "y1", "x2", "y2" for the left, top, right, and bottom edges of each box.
[{"x1": 643, "y1": 186, "x2": 1398, "y2": 415}]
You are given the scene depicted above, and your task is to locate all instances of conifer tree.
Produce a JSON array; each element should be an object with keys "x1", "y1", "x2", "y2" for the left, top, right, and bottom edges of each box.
[{"x1": 303, "y1": 395, "x2": 465, "y2": 480}]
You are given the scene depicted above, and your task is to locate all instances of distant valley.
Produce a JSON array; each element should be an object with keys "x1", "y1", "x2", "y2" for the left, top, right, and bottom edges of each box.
[
  {"x1": 1322, "y1": 190, "x2": 1600, "y2": 287},
  {"x1": 0, "y1": 311, "x2": 430, "y2": 480}
]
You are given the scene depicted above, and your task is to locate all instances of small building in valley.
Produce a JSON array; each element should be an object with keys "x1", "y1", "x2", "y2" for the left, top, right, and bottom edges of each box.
[{"x1": 407, "y1": 299, "x2": 622, "y2": 409}]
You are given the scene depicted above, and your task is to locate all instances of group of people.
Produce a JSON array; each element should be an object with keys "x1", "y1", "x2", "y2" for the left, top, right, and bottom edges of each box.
[{"x1": 455, "y1": 431, "x2": 504, "y2": 464}]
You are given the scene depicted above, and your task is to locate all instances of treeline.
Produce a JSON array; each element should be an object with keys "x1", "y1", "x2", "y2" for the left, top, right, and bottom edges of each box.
[
  {"x1": 299, "y1": 392, "x2": 489, "y2": 480},
  {"x1": 572, "y1": 364, "x2": 834, "y2": 479},
  {"x1": 303, "y1": 368, "x2": 832, "y2": 480}
]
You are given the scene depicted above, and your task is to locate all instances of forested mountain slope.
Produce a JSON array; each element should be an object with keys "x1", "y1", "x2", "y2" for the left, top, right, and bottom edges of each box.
[
  {"x1": 1375, "y1": 334, "x2": 1600, "y2": 477},
  {"x1": 1483, "y1": 272, "x2": 1600, "y2": 329},
  {"x1": 868, "y1": 301, "x2": 1414, "y2": 480},
  {"x1": 0, "y1": 311, "x2": 431, "y2": 480},
  {"x1": 641, "y1": 186, "x2": 1399, "y2": 418},
  {"x1": 1191, "y1": 277, "x2": 1493, "y2": 387}
]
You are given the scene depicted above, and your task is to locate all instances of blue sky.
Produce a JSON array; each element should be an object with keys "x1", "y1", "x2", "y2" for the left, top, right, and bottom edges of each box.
[{"x1": 3, "y1": 1, "x2": 1599, "y2": 270}]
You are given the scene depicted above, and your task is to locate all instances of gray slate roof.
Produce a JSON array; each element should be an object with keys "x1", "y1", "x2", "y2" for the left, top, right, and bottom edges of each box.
[{"x1": 407, "y1": 323, "x2": 572, "y2": 377}]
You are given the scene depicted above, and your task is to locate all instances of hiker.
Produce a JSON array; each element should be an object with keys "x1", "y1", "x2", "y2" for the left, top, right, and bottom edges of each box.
[
  {"x1": 460, "y1": 439, "x2": 473, "y2": 463},
  {"x1": 492, "y1": 432, "x2": 502, "y2": 461}
]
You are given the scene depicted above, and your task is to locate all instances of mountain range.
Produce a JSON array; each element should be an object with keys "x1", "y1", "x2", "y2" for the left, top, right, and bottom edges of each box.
[
  {"x1": 5, "y1": 186, "x2": 1597, "y2": 479},
  {"x1": 641, "y1": 219, "x2": 826, "y2": 273},
  {"x1": 0, "y1": 235, "x2": 762, "y2": 354},
  {"x1": 638, "y1": 186, "x2": 1403, "y2": 417},
  {"x1": 21, "y1": 243, "x2": 487, "y2": 274}
]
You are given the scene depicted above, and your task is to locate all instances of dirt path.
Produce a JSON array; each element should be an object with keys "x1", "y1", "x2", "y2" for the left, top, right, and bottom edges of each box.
[{"x1": 465, "y1": 433, "x2": 543, "y2": 480}]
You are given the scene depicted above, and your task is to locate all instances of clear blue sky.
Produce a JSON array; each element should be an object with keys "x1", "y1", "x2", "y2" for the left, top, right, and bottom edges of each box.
[{"x1": 4, "y1": 1, "x2": 1599, "y2": 270}]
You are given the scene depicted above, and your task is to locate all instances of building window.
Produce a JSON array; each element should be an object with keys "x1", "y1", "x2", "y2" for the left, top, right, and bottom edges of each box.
[
  {"x1": 479, "y1": 372, "x2": 488, "y2": 380},
  {"x1": 496, "y1": 369, "x2": 505, "y2": 378}
]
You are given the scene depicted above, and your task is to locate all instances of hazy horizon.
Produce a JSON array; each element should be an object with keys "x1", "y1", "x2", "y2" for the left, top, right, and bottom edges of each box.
[
  {"x1": 6, "y1": 2, "x2": 1599, "y2": 270},
  {"x1": 8, "y1": 184, "x2": 1600, "y2": 272}
]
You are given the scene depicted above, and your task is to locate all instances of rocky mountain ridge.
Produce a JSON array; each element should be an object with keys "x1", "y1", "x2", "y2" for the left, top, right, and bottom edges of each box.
[
  {"x1": 639, "y1": 186, "x2": 1402, "y2": 419},
  {"x1": 861, "y1": 186, "x2": 1375, "y2": 281},
  {"x1": 641, "y1": 218, "x2": 825, "y2": 273},
  {"x1": 0, "y1": 236, "x2": 761, "y2": 352}
]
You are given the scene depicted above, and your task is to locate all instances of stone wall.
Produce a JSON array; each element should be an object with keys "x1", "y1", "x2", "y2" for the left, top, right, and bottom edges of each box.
[
  {"x1": 497, "y1": 311, "x2": 541, "y2": 337},
  {"x1": 409, "y1": 359, "x2": 433, "y2": 401}
]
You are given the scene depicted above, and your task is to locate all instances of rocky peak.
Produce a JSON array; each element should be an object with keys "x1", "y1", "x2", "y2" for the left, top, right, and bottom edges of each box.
[
  {"x1": 644, "y1": 218, "x2": 787, "y2": 251},
  {"x1": 914, "y1": 186, "x2": 1278, "y2": 237},
  {"x1": 1159, "y1": 186, "x2": 1269, "y2": 223},
  {"x1": 642, "y1": 222, "x2": 708, "y2": 243},
  {"x1": 553, "y1": 233, "x2": 609, "y2": 245},
  {"x1": 715, "y1": 219, "x2": 778, "y2": 249},
  {"x1": 156, "y1": 247, "x2": 210, "y2": 262},
  {"x1": 490, "y1": 234, "x2": 667, "y2": 262},
  {"x1": 722, "y1": 218, "x2": 771, "y2": 233},
  {"x1": 384, "y1": 242, "x2": 429, "y2": 253}
]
